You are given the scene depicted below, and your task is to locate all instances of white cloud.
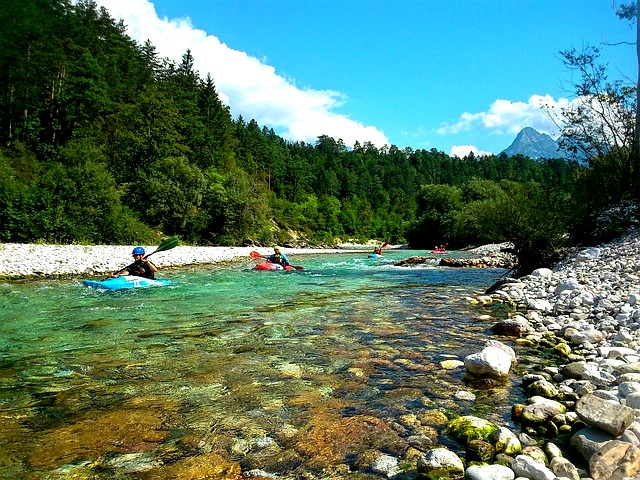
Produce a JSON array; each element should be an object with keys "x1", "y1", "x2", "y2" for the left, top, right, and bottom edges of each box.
[
  {"x1": 438, "y1": 95, "x2": 567, "y2": 139},
  {"x1": 449, "y1": 145, "x2": 493, "y2": 158},
  {"x1": 93, "y1": 0, "x2": 389, "y2": 148}
]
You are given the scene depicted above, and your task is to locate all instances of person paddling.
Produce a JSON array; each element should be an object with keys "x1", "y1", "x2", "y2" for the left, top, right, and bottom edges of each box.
[
  {"x1": 268, "y1": 246, "x2": 290, "y2": 267},
  {"x1": 372, "y1": 241, "x2": 389, "y2": 255},
  {"x1": 110, "y1": 247, "x2": 158, "y2": 279}
]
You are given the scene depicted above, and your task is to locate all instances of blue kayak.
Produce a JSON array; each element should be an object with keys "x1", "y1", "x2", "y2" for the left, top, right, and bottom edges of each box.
[
  {"x1": 368, "y1": 253, "x2": 383, "y2": 258},
  {"x1": 83, "y1": 275, "x2": 172, "y2": 291}
]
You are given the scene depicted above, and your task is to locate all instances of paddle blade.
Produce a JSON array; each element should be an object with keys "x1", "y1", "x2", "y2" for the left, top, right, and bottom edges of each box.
[
  {"x1": 293, "y1": 265, "x2": 305, "y2": 270},
  {"x1": 158, "y1": 236, "x2": 179, "y2": 252},
  {"x1": 146, "y1": 236, "x2": 179, "y2": 257},
  {"x1": 250, "y1": 251, "x2": 263, "y2": 259},
  {"x1": 381, "y1": 241, "x2": 390, "y2": 249}
]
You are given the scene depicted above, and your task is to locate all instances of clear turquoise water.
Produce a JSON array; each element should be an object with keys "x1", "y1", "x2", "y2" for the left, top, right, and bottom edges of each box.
[{"x1": 0, "y1": 250, "x2": 527, "y2": 479}]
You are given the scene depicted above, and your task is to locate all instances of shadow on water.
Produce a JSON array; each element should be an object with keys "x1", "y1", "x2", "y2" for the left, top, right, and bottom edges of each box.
[{"x1": 0, "y1": 250, "x2": 534, "y2": 478}]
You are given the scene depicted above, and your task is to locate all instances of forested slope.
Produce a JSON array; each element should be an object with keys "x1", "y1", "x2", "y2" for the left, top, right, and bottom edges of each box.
[{"x1": 5, "y1": 0, "x2": 632, "y2": 276}]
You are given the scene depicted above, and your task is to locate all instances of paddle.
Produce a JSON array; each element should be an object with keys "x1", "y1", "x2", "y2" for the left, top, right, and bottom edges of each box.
[
  {"x1": 249, "y1": 250, "x2": 305, "y2": 270},
  {"x1": 145, "y1": 236, "x2": 180, "y2": 259}
]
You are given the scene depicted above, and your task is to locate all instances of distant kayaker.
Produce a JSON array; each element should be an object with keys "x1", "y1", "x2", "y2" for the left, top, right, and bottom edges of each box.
[
  {"x1": 110, "y1": 247, "x2": 158, "y2": 279},
  {"x1": 268, "y1": 246, "x2": 290, "y2": 267},
  {"x1": 372, "y1": 245, "x2": 383, "y2": 255}
]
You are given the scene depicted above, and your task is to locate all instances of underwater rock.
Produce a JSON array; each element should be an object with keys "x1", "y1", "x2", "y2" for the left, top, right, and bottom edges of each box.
[
  {"x1": 446, "y1": 416, "x2": 499, "y2": 445},
  {"x1": 416, "y1": 447, "x2": 465, "y2": 480}
]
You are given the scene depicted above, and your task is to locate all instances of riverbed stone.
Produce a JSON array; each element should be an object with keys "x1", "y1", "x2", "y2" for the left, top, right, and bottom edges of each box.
[
  {"x1": 525, "y1": 380, "x2": 559, "y2": 399},
  {"x1": 521, "y1": 396, "x2": 567, "y2": 425},
  {"x1": 560, "y1": 361, "x2": 591, "y2": 380},
  {"x1": 464, "y1": 346, "x2": 513, "y2": 378},
  {"x1": 491, "y1": 319, "x2": 531, "y2": 337},
  {"x1": 618, "y1": 381, "x2": 640, "y2": 397},
  {"x1": 466, "y1": 439, "x2": 495, "y2": 463},
  {"x1": 575, "y1": 394, "x2": 634, "y2": 436},
  {"x1": 617, "y1": 372, "x2": 640, "y2": 383},
  {"x1": 520, "y1": 445, "x2": 549, "y2": 466},
  {"x1": 441, "y1": 359, "x2": 465, "y2": 370},
  {"x1": 370, "y1": 453, "x2": 402, "y2": 478},
  {"x1": 511, "y1": 454, "x2": 555, "y2": 480},
  {"x1": 589, "y1": 440, "x2": 640, "y2": 480},
  {"x1": 490, "y1": 426, "x2": 522, "y2": 456},
  {"x1": 570, "y1": 427, "x2": 615, "y2": 462},
  {"x1": 465, "y1": 464, "x2": 515, "y2": 480},
  {"x1": 550, "y1": 456, "x2": 579, "y2": 480},
  {"x1": 416, "y1": 447, "x2": 465, "y2": 479},
  {"x1": 446, "y1": 416, "x2": 499, "y2": 446}
]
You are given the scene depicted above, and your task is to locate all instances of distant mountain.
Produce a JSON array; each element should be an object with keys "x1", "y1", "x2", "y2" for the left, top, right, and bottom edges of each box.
[{"x1": 501, "y1": 127, "x2": 564, "y2": 159}]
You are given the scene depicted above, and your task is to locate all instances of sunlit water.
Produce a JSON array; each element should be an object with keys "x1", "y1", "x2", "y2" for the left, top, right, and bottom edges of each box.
[{"x1": 0, "y1": 250, "x2": 537, "y2": 479}]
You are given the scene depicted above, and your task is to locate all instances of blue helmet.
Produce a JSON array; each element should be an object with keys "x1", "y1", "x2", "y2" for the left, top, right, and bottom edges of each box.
[{"x1": 132, "y1": 246, "x2": 145, "y2": 256}]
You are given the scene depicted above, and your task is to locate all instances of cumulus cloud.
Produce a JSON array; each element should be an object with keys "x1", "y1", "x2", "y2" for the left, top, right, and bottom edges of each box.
[
  {"x1": 93, "y1": 0, "x2": 389, "y2": 148},
  {"x1": 438, "y1": 95, "x2": 566, "y2": 139},
  {"x1": 449, "y1": 145, "x2": 493, "y2": 158}
]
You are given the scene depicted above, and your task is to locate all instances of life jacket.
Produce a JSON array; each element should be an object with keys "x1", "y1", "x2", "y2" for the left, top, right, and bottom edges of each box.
[
  {"x1": 126, "y1": 260, "x2": 155, "y2": 279},
  {"x1": 269, "y1": 253, "x2": 287, "y2": 266}
]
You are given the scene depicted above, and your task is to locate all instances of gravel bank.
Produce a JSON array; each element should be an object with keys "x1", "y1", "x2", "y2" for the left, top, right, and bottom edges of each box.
[
  {"x1": 459, "y1": 227, "x2": 640, "y2": 480},
  {"x1": 0, "y1": 244, "x2": 354, "y2": 278}
]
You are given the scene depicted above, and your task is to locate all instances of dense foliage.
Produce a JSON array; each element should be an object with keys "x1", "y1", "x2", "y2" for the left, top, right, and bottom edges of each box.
[{"x1": 0, "y1": 1, "x2": 637, "y2": 275}]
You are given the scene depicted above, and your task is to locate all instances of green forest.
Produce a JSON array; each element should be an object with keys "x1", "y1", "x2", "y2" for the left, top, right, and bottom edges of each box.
[{"x1": 1, "y1": 1, "x2": 638, "y2": 275}]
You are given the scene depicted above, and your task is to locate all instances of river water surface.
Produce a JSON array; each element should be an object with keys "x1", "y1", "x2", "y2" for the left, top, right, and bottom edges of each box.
[{"x1": 0, "y1": 250, "x2": 533, "y2": 479}]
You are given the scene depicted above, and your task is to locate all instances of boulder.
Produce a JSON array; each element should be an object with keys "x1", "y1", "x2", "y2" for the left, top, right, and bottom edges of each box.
[
  {"x1": 575, "y1": 394, "x2": 634, "y2": 437},
  {"x1": 521, "y1": 396, "x2": 567, "y2": 425},
  {"x1": 464, "y1": 347, "x2": 513, "y2": 378},
  {"x1": 446, "y1": 416, "x2": 499, "y2": 445},
  {"x1": 491, "y1": 318, "x2": 531, "y2": 337},
  {"x1": 570, "y1": 427, "x2": 615, "y2": 462},
  {"x1": 589, "y1": 440, "x2": 640, "y2": 480}
]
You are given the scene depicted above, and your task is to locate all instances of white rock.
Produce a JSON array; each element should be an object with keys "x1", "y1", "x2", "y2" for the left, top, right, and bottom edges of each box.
[
  {"x1": 464, "y1": 346, "x2": 513, "y2": 378},
  {"x1": 511, "y1": 454, "x2": 555, "y2": 480},
  {"x1": 466, "y1": 464, "x2": 515, "y2": 480}
]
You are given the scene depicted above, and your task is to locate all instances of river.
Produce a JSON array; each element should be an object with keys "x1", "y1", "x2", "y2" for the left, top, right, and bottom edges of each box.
[{"x1": 0, "y1": 250, "x2": 533, "y2": 479}]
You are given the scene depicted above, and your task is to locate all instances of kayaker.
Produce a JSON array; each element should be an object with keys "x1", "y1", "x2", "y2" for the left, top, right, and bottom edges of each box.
[
  {"x1": 110, "y1": 247, "x2": 158, "y2": 279},
  {"x1": 372, "y1": 245, "x2": 383, "y2": 255},
  {"x1": 268, "y1": 246, "x2": 290, "y2": 267}
]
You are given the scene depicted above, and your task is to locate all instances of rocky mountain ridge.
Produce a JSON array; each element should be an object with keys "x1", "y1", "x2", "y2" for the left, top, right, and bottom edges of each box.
[{"x1": 501, "y1": 127, "x2": 564, "y2": 159}]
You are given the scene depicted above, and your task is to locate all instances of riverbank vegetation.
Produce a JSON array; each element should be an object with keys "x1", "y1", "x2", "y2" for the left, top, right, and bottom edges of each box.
[{"x1": 1, "y1": 1, "x2": 637, "y2": 275}]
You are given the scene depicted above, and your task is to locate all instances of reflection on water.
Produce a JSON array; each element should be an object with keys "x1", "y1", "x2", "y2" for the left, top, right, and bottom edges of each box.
[{"x1": 0, "y1": 250, "x2": 528, "y2": 479}]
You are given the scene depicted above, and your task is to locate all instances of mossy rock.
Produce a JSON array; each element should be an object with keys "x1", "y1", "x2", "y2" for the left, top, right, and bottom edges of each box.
[
  {"x1": 445, "y1": 416, "x2": 499, "y2": 446},
  {"x1": 466, "y1": 439, "x2": 495, "y2": 463},
  {"x1": 553, "y1": 342, "x2": 572, "y2": 357}
]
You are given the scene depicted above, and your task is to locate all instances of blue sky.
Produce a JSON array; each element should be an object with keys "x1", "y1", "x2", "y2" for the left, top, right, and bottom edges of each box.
[{"x1": 95, "y1": 0, "x2": 636, "y2": 156}]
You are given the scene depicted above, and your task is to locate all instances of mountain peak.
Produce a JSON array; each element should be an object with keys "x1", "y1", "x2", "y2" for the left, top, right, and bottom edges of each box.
[{"x1": 501, "y1": 127, "x2": 563, "y2": 159}]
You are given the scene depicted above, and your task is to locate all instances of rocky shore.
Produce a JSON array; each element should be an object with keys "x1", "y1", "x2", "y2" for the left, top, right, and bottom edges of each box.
[{"x1": 416, "y1": 229, "x2": 640, "y2": 480}]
